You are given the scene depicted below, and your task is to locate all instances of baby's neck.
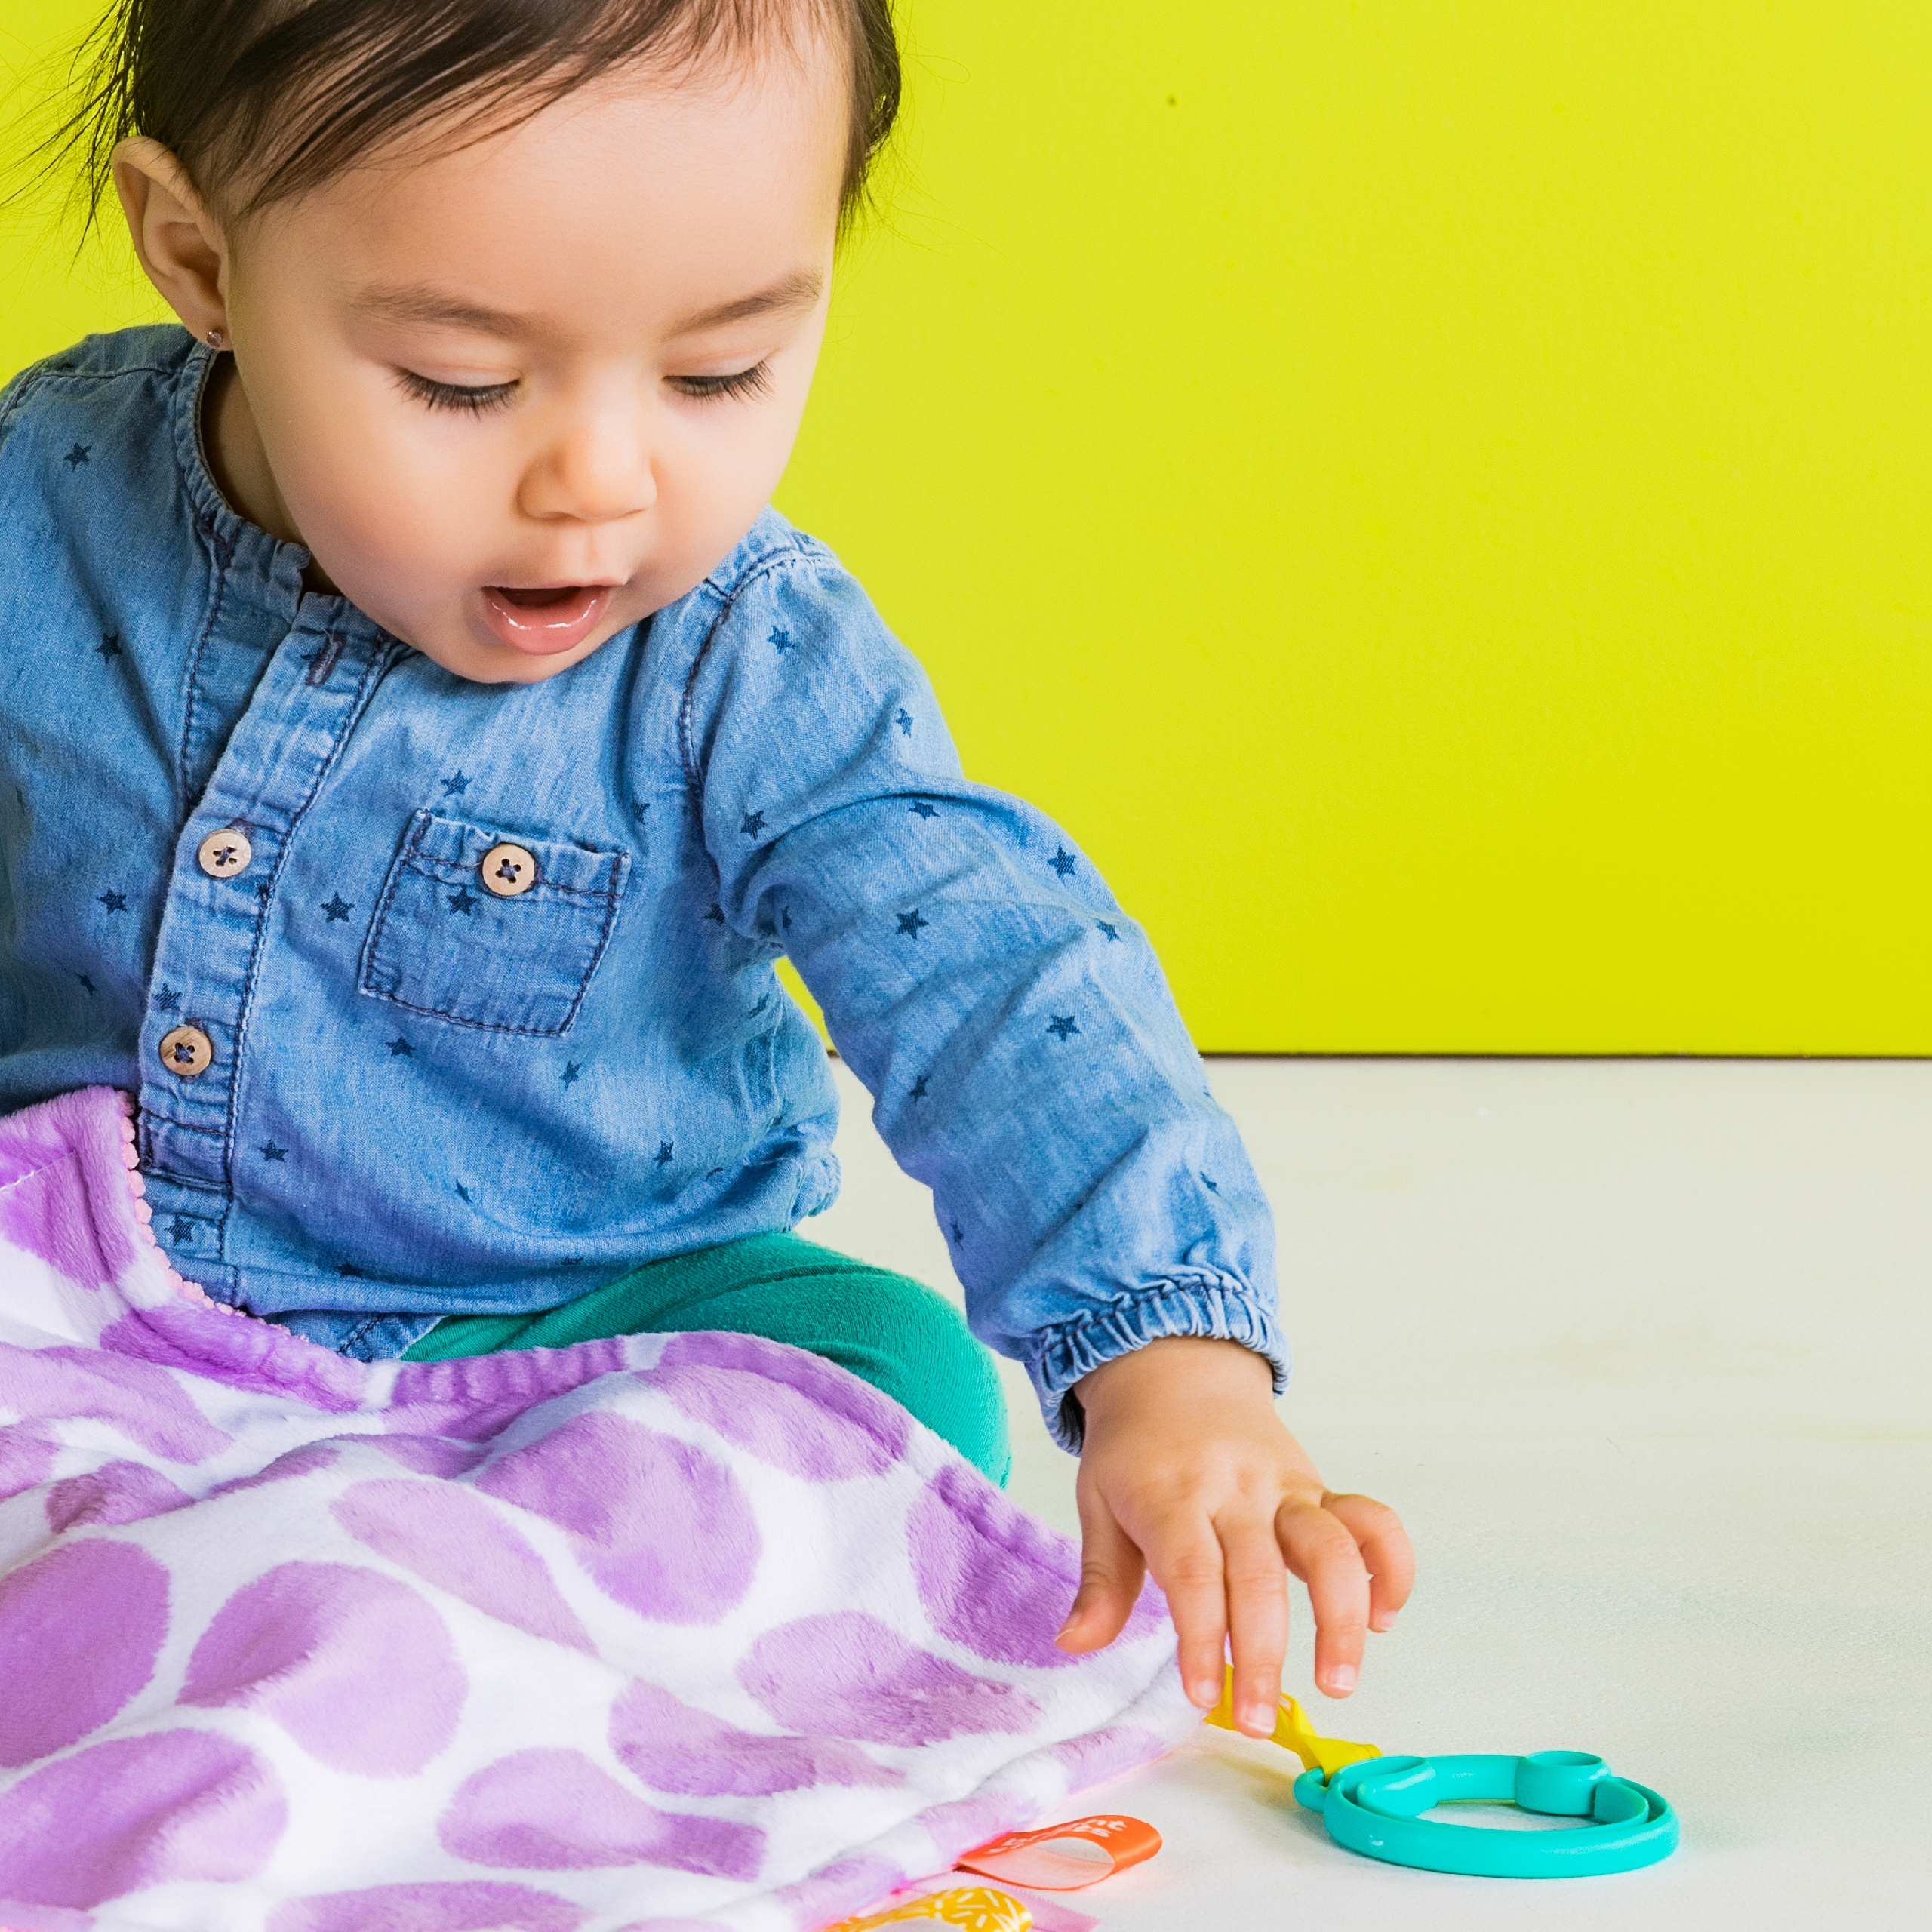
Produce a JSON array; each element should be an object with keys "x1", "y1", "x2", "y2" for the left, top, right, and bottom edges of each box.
[{"x1": 203, "y1": 355, "x2": 339, "y2": 594}]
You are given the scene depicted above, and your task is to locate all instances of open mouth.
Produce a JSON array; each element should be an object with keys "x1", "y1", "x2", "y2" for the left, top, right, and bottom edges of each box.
[{"x1": 479, "y1": 583, "x2": 614, "y2": 656}]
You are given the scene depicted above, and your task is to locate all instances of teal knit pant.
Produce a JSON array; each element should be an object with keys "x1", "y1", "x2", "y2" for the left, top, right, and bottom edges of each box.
[{"x1": 401, "y1": 1230, "x2": 1011, "y2": 1484}]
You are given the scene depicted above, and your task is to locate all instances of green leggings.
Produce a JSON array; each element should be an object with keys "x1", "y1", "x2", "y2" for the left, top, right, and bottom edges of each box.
[{"x1": 401, "y1": 1231, "x2": 1011, "y2": 1484}]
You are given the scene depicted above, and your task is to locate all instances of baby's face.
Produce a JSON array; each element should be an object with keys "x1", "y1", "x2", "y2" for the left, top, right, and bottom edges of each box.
[{"x1": 214, "y1": 52, "x2": 844, "y2": 683}]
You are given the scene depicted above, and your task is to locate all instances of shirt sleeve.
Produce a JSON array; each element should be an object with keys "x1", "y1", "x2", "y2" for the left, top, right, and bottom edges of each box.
[{"x1": 679, "y1": 536, "x2": 1287, "y2": 1449}]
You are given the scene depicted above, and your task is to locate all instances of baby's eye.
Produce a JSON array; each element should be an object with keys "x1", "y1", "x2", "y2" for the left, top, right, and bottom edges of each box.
[
  {"x1": 397, "y1": 370, "x2": 519, "y2": 415},
  {"x1": 669, "y1": 362, "x2": 774, "y2": 404}
]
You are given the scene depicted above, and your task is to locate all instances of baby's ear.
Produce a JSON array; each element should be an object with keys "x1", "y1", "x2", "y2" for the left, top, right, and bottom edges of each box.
[{"x1": 111, "y1": 137, "x2": 229, "y2": 340}]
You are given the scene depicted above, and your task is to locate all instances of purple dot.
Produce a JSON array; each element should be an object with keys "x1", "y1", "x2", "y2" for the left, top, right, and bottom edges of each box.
[
  {"x1": 0, "y1": 1343, "x2": 231, "y2": 1463},
  {"x1": 915, "y1": 1793, "x2": 1033, "y2": 1865},
  {"x1": 386, "y1": 1340, "x2": 632, "y2": 1442},
  {"x1": 767, "y1": 1855, "x2": 903, "y2": 1930},
  {"x1": 909, "y1": 1463, "x2": 1163, "y2": 1669},
  {"x1": 371, "y1": 1435, "x2": 489, "y2": 1478},
  {"x1": 45, "y1": 1460, "x2": 192, "y2": 1533},
  {"x1": 639, "y1": 1361, "x2": 897, "y2": 1482},
  {"x1": 0, "y1": 1541, "x2": 170, "y2": 1767},
  {"x1": 478, "y1": 1413, "x2": 758, "y2": 1625},
  {"x1": 266, "y1": 1881, "x2": 587, "y2": 1932},
  {"x1": 183, "y1": 1562, "x2": 466, "y2": 1775},
  {"x1": 740, "y1": 1614, "x2": 1040, "y2": 1746},
  {"x1": 660, "y1": 1330, "x2": 909, "y2": 1464},
  {"x1": 1048, "y1": 1723, "x2": 1172, "y2": 1795},
  {"x1": 209, "y1": 1441, "x2": 340, "y2": 1497},
  {"x1": 609, "y1": 1679, "x2": 900, "y2": 1796},
  {"x1": 0, "y1": 1423, "x2": 57, "y2": 1503},
  {"x1": 333, "y1": 1480, "x2": 594, "y2": 1652},
  {"x1": 0, "y1": 1730, "x2": 285, "y2": 1906},
  {"x1": 439, "y1": 1749, "x2": 763, "y2": 1880}
]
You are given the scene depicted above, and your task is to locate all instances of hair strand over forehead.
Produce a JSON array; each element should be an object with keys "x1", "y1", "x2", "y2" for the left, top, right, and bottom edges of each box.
[{"x1": 51, "y1": 0, "x2": 899, "y2": 229}]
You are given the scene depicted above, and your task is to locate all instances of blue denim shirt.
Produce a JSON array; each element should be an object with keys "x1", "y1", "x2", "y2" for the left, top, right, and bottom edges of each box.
[{"x1": 0, "y1": 325, "x2": 1285, "y2": 1443}]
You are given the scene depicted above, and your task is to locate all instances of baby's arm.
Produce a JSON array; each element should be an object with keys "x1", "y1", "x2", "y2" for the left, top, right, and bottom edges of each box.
[{"x1": 1054, "y1": 1337, "x2": 1413, "y2": 1737}]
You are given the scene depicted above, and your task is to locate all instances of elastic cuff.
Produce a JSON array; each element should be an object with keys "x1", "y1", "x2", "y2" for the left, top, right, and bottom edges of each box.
[{"x1": 1024, "y1": 1279, "x2": 1291, "y2": 1452}]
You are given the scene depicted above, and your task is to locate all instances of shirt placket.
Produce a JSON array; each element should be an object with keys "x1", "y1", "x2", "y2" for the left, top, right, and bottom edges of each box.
[{"x1": 140, "y1": 615, "x2": 397, "y2": 1300}]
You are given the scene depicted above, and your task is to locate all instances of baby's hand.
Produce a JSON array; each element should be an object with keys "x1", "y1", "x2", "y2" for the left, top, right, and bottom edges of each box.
[{"x1": 1054, "y1": 1336, "x2": 1414, "y2": 1737}]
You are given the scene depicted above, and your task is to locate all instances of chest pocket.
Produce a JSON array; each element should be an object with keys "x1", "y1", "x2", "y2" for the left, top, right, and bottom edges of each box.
[{"x1": 359, "y1": 811, "x2": 631, "y2": 1035}]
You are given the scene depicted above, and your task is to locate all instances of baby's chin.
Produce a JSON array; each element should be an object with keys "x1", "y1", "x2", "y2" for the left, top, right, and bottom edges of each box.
[{"x1": 380, "y1": 602, "x2": 633, "y2": 686}]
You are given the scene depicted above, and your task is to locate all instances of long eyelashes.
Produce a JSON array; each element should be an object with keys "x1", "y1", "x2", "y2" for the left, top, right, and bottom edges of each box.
[
  {"x1": 669, "y1": 362, "x2": 774, "y2": 403},
  {"x1": 395, "y1": 360, "x2": 776, "y2": 415},
  {"x1": 397, "y1": 370, "x2": 518, "y2": 415}
]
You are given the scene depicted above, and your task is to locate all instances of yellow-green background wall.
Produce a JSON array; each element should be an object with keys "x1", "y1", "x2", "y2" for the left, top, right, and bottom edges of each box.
[{"x1": 6, "y1": 2, "x2": 1929, "y2": 1052}]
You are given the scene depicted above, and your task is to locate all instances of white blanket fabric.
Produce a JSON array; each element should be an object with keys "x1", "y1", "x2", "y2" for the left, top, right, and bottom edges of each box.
[{"x1": 0, "y1": 1088, "x2": 1195, "y2": 1931}]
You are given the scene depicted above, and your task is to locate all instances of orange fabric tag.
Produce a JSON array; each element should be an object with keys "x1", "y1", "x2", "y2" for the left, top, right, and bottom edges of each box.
[{"x1": 954, "y1": 1814, "x2": 1163, "y2": 1890}]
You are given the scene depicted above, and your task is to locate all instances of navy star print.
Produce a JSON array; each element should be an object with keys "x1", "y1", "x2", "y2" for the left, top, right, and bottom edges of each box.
[
  {"x1": 705, "y1": 903, "x2": 727, "y2": 925},
  {"x1": 1200, "y1": 1171, "x2": 1220, "y2": 1194},
  {"x1": 1051, "y1": 848, "x2": 1077, "y2": 879},
  {"x1": 337, "y1": 1262, "x2": 363, "y2": 1278},
  {"x1": 386, "y1": 1036, "x2": 413, "y2": 1057},
  {"x1": 75, "y1": 974, "x2": 96, "y2": 995},
  {"x1": 770, "y1": 626, "x2": 798, "y2": 654},
  {"x1": 321, "y1": 894, "x2": 352, "y2": 922},
  {"x1": 97, "y1": 890, "x2": 127, "y2": 913},
  {"x1": 455, "y1": 1182, "x2": 472, "y2": 1203},
  {"x1": 1097, "y1": 921, "x2": 1120, "y2": 942},
  {"x1": 950, "y1": 1219, "x2": 964, "y2": 1244},
  {"x1": 168, "y1": 1215, "x2": 194, "y2": 1243},
  {"x1": 256, "y1": 881, "x2": 272, "y2": 903},
  {"x1": 95, "y1": 633, "x2": 122, "y2": 661},
  {"x1": 447, "y1": 887, "x2": 478, "y2": 915},
  {"x1": 561, "y1": 1061, "x2": 583, "y2": 1087},
  {"x1": 909, "y1": 801, "x2": 938, "y2": 820},
  {"x1": 1048, "y1": 1014, "x2": 1081, "y2": 1040},
  {"x1": 895, "y1": 709, "x2": 914, "y2": 737},
  {"x1": 260, "y1": 1141, "x2": 287, "y2": 1161},
  {"x1": 63, "y1": 443, "x2": 90, "y2": 469},
  {"x1": 154, "y1": 985, "x2": 180, "y2": 1012},
  {"x1": 655, "y1": 1140, "x2": 674, "y2": 1166},
  {"x1": 441, "y1": 771, "x2": 471, "y2": 795},
  {"x1": 740, "y1": 810, "x2": 767, "y2": 838},
  {"x1": 910, "y1": 1074, "x2": 930, "y2": 1100},
  {"x1": 896, "y1": 909, "x2": 928, "y2": 938}
]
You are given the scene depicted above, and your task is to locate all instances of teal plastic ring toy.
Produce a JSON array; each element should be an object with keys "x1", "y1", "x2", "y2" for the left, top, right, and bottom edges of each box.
[{"x1": 1292, "y1": 1749, "x2": 1678, "y2": 1878}]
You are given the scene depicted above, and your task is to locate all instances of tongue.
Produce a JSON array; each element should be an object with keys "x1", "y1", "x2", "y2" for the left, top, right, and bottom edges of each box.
[{"x1": 494, "y1": 585, "x2": 585, "y2": 609}]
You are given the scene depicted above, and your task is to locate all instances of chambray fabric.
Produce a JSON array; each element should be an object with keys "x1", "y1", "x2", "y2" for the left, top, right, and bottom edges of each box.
[{"x1": 0, "y1": 325, "x2": 1285, "y2": 1444}]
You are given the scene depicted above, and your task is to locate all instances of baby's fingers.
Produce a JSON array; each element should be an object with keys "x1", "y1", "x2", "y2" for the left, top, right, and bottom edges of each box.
[
  {"x1": 1056, "y1": 1481, "x2": 1146, "y2": 1656},
  {"x1": 1133, "y1": 1511, "x2": 1231, "y2": 1709},
  {"x1": 1278, "y1": 1500, "x2": 1371, "y2": 1697},
  {"x1": 1326, "y1": 1492, "x2": 1416, "y2": 1632},
  {"x1": 1221, "y1": 1521, "x2": 1290, "y2": 1736}
]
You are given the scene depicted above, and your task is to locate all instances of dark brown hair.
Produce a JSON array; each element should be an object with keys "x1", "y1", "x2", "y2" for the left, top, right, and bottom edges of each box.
[{"x1": 54, "y1": 0, "x2": 898, "y2": 229}]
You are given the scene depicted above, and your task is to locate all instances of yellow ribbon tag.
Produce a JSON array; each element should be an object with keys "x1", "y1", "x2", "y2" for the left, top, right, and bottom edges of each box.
[
  {"x1": 822, "y1": 1884, "x2": 1033, "y2": 1931},
  {"x1": 1204, "y1": 1668, "x2": 1382, "y2": 1777}
]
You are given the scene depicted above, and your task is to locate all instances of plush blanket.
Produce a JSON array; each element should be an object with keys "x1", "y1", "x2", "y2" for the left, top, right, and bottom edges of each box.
[{"x1": 0, "y1": 1088, "x2": 1195, "y2": 1932}]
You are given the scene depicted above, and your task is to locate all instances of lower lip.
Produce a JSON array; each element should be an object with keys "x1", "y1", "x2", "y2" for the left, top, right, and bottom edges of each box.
[{"x1": 478, "y1": 584, "x2": 614, "y2": 656}]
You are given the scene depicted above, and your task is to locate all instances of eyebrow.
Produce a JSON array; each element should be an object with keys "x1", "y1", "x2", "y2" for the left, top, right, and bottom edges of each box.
[{"x1": 350, "y1": 268, "x2": 826, "y2": 341}]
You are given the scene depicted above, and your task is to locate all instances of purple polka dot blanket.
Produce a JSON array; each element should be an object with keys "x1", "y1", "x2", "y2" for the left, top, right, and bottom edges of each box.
[{"x1": 0, "y1": 1089, "x2": 1198, "y2": 1931}]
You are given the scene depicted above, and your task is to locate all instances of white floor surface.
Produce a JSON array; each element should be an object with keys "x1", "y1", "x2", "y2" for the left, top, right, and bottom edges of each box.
[{"x1": 806, "y1": 1057, "x2": 1931, "y2": 1930}]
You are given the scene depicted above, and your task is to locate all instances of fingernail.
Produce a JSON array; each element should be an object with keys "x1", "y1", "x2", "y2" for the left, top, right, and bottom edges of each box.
[
  {"x1": 1192, "y1": 1679, "x2": 1221, "y2": 1707},
  {"x1": 1325, "y1": 1665, "x2": 1358, "y2": 1694},
  {"x1": 1241, "y1": 1702, "x2": 1273, "y2": 1732}
]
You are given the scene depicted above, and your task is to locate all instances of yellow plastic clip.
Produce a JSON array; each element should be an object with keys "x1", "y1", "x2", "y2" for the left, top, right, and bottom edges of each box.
[
  {"x1": 822, "y1": 1884, "x2": 1032, "y2": 1931},
  {"x1": 1204, "y1": 1667, "x2": 1382, "y2": 1779}
]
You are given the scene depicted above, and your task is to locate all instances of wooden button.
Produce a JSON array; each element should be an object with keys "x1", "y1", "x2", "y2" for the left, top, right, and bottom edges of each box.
[
  {"x1": 197, "y1": 828, "x2": 253, "y2": 878},
  {"x1": 480, "y1": 842, "x2": 538, "y2": 897},
  {"x1": 158, "y1": 1024, "x2": 214, "y2": 1078}
]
